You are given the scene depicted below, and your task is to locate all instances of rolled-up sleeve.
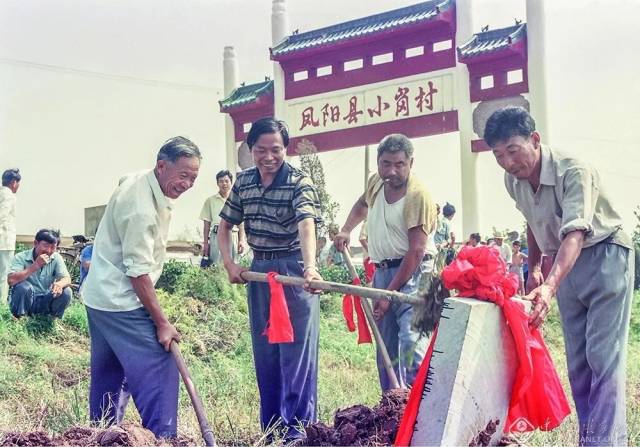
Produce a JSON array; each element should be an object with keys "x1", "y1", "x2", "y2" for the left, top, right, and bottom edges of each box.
[
  {"x1": 117, "y1": 213, "x2": 157, "y2": 278},
  {"x1": 292, "y1": 177, "x2": 322, "y2": 224},
  {"x1": 558, "y1": 167, "x2": 598, "y2": 239},
  {"x1": 219, "y1": 183, "x2": 243, "y2": 226}
]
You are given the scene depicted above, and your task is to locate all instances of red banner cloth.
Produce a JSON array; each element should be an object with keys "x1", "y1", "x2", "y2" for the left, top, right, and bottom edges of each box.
[
  {"x1": 394, "y1": 326, "x2": 439, "y2": 446},
  {"x1": 363, "y1": 257, "x2": 376, "y2": 283},
  {"x1": 262, "y1": 272, "x2": 294, "y2": 344},
  {"x1": 441, "y1": 246, "x2": 570, "y2": 432},
  {"x1": 341, "y1": 277, "x2": 372, "y2": 344}
]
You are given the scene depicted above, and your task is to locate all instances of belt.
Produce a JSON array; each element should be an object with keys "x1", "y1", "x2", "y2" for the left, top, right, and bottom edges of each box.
[
  {"x1": 374, "y1": 258, "x2": 403, "y2": 269},
  {"x1": 209, "y1": 224, "x2": 239, "y2": 236},
  {"x1": 374, "y1": 254, "x2": 433, "y2": 269},
  {"x1": 253, "y1": 249, "x2": 300, "y2": 261}
]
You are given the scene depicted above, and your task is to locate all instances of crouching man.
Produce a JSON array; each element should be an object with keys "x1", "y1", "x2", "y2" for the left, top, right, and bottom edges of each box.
[{"x1": 7, "y1": 228, "x2": 72, "y2": 318}]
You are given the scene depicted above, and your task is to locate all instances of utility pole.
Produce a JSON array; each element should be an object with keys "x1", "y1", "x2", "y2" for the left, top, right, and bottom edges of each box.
[{"x1": 364, "y1": 144, "x2": 371, "y2": 191}]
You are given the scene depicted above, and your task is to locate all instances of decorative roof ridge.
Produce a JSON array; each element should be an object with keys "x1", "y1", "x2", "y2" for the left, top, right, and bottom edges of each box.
[
  {"x1": 220, "y1": 79, "x2": 274, "y2": 110},
  {"x1": 457, "y1": 23, "x2": 526, "y2": 60},
  {"x1": 272, "y1": 0, "x2": 452, "y2": 56}
]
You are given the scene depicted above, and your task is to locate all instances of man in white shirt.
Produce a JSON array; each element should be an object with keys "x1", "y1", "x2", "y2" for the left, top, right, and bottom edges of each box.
[
  {"x1": 0, "y1": 169, "x2": 20, "y2": 301},
  {"x1": 81, "y1": 136, "x2": 200, "y2": 439},
  {"x1": 334, "y1": 134, "x2": 437, "y2": 391},
  {"x1": 199, "y1": 169, "x2": 246, "y2": 266},
  {"x1": 493, "y1": 231, "x2": 512, "y2": 270}
]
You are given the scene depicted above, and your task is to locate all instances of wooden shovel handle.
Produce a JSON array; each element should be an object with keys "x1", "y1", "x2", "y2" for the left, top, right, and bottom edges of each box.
[
  {"x1": 341, "y1": 250, "x2": 401, "y2": 389},
  {"x1": 240, "y1": 271, "x2": 422, "y2": 306},
  {"x1": 171, "y1": 341, "x2": 217, "y2": 447}
]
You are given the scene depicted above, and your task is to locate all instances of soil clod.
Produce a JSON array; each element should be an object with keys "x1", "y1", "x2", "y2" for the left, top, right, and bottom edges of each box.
[{"x1": 303, "y1": 388, "x2": 409, "y2": 446}]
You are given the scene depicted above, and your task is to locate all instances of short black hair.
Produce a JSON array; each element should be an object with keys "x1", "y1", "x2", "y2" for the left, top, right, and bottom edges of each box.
[
  {"x1": 216, "y1": 170, "x2": 233, "y2": 182},
  {"x1": 2, "y1": 169, "x2": 21, "y2": 186},
  {"x1": 157, "y1": 136, "x2": 202, "y2": 163},
  {"x1": 35, "y1": 228, "x2": 61, "y2": 246},
  {"x1": 513, "y1": 240, "x2": 521, "y2": 246},
  {"x1": 246, "y1": 117, "x2": 289, "y2": 148},
  {"x1": 483, "y1": 106, "x2": 536, "y2": 147},
  {"x1": 470, "y1": 233, "x2": 481, "y2": 243},
  {"x1": 443, "y1": 202, "x2": 456, "y2": 217}
]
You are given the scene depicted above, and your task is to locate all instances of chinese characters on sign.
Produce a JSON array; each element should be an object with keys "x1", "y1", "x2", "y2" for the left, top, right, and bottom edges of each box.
[{"x1": 287, "y1": 75, "x2": 452, "y2": 136}]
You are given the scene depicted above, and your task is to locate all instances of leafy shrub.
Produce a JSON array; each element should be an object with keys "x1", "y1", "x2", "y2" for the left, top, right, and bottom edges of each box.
[
  {"x1": 635, "y1": 244, "x2": 640, "y2": 290},
  {"x1": 62, "y1": 258, "x2": 80, "y2": 285},
  {"x1": 15, "y1": 242, "x2": 30, "y2": 252},
  {"x1": 156, "y1": 259, "x2": 192, "y2": 293},
  {"x1": 318, "y1": 264, "x2": 366, "y2": 285}
]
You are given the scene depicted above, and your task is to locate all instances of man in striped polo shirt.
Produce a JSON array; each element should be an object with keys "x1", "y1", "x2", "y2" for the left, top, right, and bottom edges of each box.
[{"x1": 218, "y1": 117, "x2": 323, "y2": 441}]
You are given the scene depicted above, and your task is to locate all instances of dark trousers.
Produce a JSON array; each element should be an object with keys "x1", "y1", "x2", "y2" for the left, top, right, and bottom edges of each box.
[
  {"x1": 86, "y1": 306, "x2": 179, "y2": 439},
  {"x1": 9, "y1": 282, "x2": 72, "y2": 318},
  {"x1": 248, "y1": 253, "x2": 319, "y2": 439}
]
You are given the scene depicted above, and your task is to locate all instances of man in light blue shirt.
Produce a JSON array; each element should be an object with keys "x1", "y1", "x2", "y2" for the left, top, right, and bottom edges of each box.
[
  {"x1": 79, "y1": 244, "x2": 93, "y2": 286},
  {"x1": 7, "y1": 228, "x2": 72, "y2": 318}
]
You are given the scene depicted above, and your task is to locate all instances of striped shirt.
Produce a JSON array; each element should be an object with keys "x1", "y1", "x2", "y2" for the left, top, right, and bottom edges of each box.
[{"x1": 220, "y1": 162, "x2": 322, "y2": 252}]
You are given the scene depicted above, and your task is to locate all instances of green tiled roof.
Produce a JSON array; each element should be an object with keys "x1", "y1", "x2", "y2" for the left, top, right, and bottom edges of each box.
[
  {"x1": 272, "y1": 0, "x2": 452, "y2": 57},
  {"x1": 219, "y1": 80, "x2": 273, "y2": 110}
]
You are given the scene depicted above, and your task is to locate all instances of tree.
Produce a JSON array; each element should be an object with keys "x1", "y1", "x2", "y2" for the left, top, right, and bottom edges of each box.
[
  {"x1": 298, "y1": 151, "x2": 340, "y2": 237},
  {"x1": 633, "y1": 206, "x2": 640, "y2": 289}
]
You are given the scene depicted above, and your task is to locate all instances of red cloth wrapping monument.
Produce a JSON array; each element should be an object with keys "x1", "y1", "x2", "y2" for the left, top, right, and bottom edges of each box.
[{"x1": 395, "y1": 246, "x2": 570, "y2": 445}]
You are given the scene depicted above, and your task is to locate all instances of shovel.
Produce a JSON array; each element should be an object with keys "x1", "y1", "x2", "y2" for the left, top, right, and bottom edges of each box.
[
  {"x1": 239, "y1": 271, "x2": 423, "y2": 306},
  {"x1": 170, "y1": 341, "x2": 217, "y2": 447}
]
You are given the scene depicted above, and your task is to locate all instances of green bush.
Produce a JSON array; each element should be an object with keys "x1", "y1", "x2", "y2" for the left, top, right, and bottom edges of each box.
[
  {"x1": 63, "y1": 258, "x2": 80, "y2": 285},
  {"x1": 156, "y1": 259, "x2": 192, "y2": 293},
  {"x1": 318, "y1": 264, "x2": 366, "y2": 284},
  {"x1": 635, "y1": 244, "x2": 640, "y2": 290},
  {"x1": 15, "y1": 242, "x2": 30, "y2": 253}
]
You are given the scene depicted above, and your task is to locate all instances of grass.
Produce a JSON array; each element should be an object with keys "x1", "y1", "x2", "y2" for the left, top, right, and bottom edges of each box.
[
  {"x1": 0, "y1": 261, "x2": 638, "y2": 446},
  {"x1": 0, "y1": 264, "x2": 379, "y2": 444}
]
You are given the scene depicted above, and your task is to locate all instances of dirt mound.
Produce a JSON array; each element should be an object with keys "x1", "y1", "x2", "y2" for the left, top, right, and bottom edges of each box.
[
  {"x1": 1, "y1": 424, "x2": 194, "y2": 447},
  {"x1": 304, "y1": 388, "x2": 409, "y2": 446},
  {"x1": 0, "y1": 431, "x2": 52, "y2": 446}
]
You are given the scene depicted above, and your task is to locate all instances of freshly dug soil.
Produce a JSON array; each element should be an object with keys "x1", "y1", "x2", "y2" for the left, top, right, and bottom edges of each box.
[
  {"x1": 0, "y1": 423, "x2": 194, "y2": 447},
  {"x1": 304, "y1": 388, "x2": 409, "y2": 446},
  {"x1": 469, "y1": 419, "x2": 499, "y2": 446}
]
